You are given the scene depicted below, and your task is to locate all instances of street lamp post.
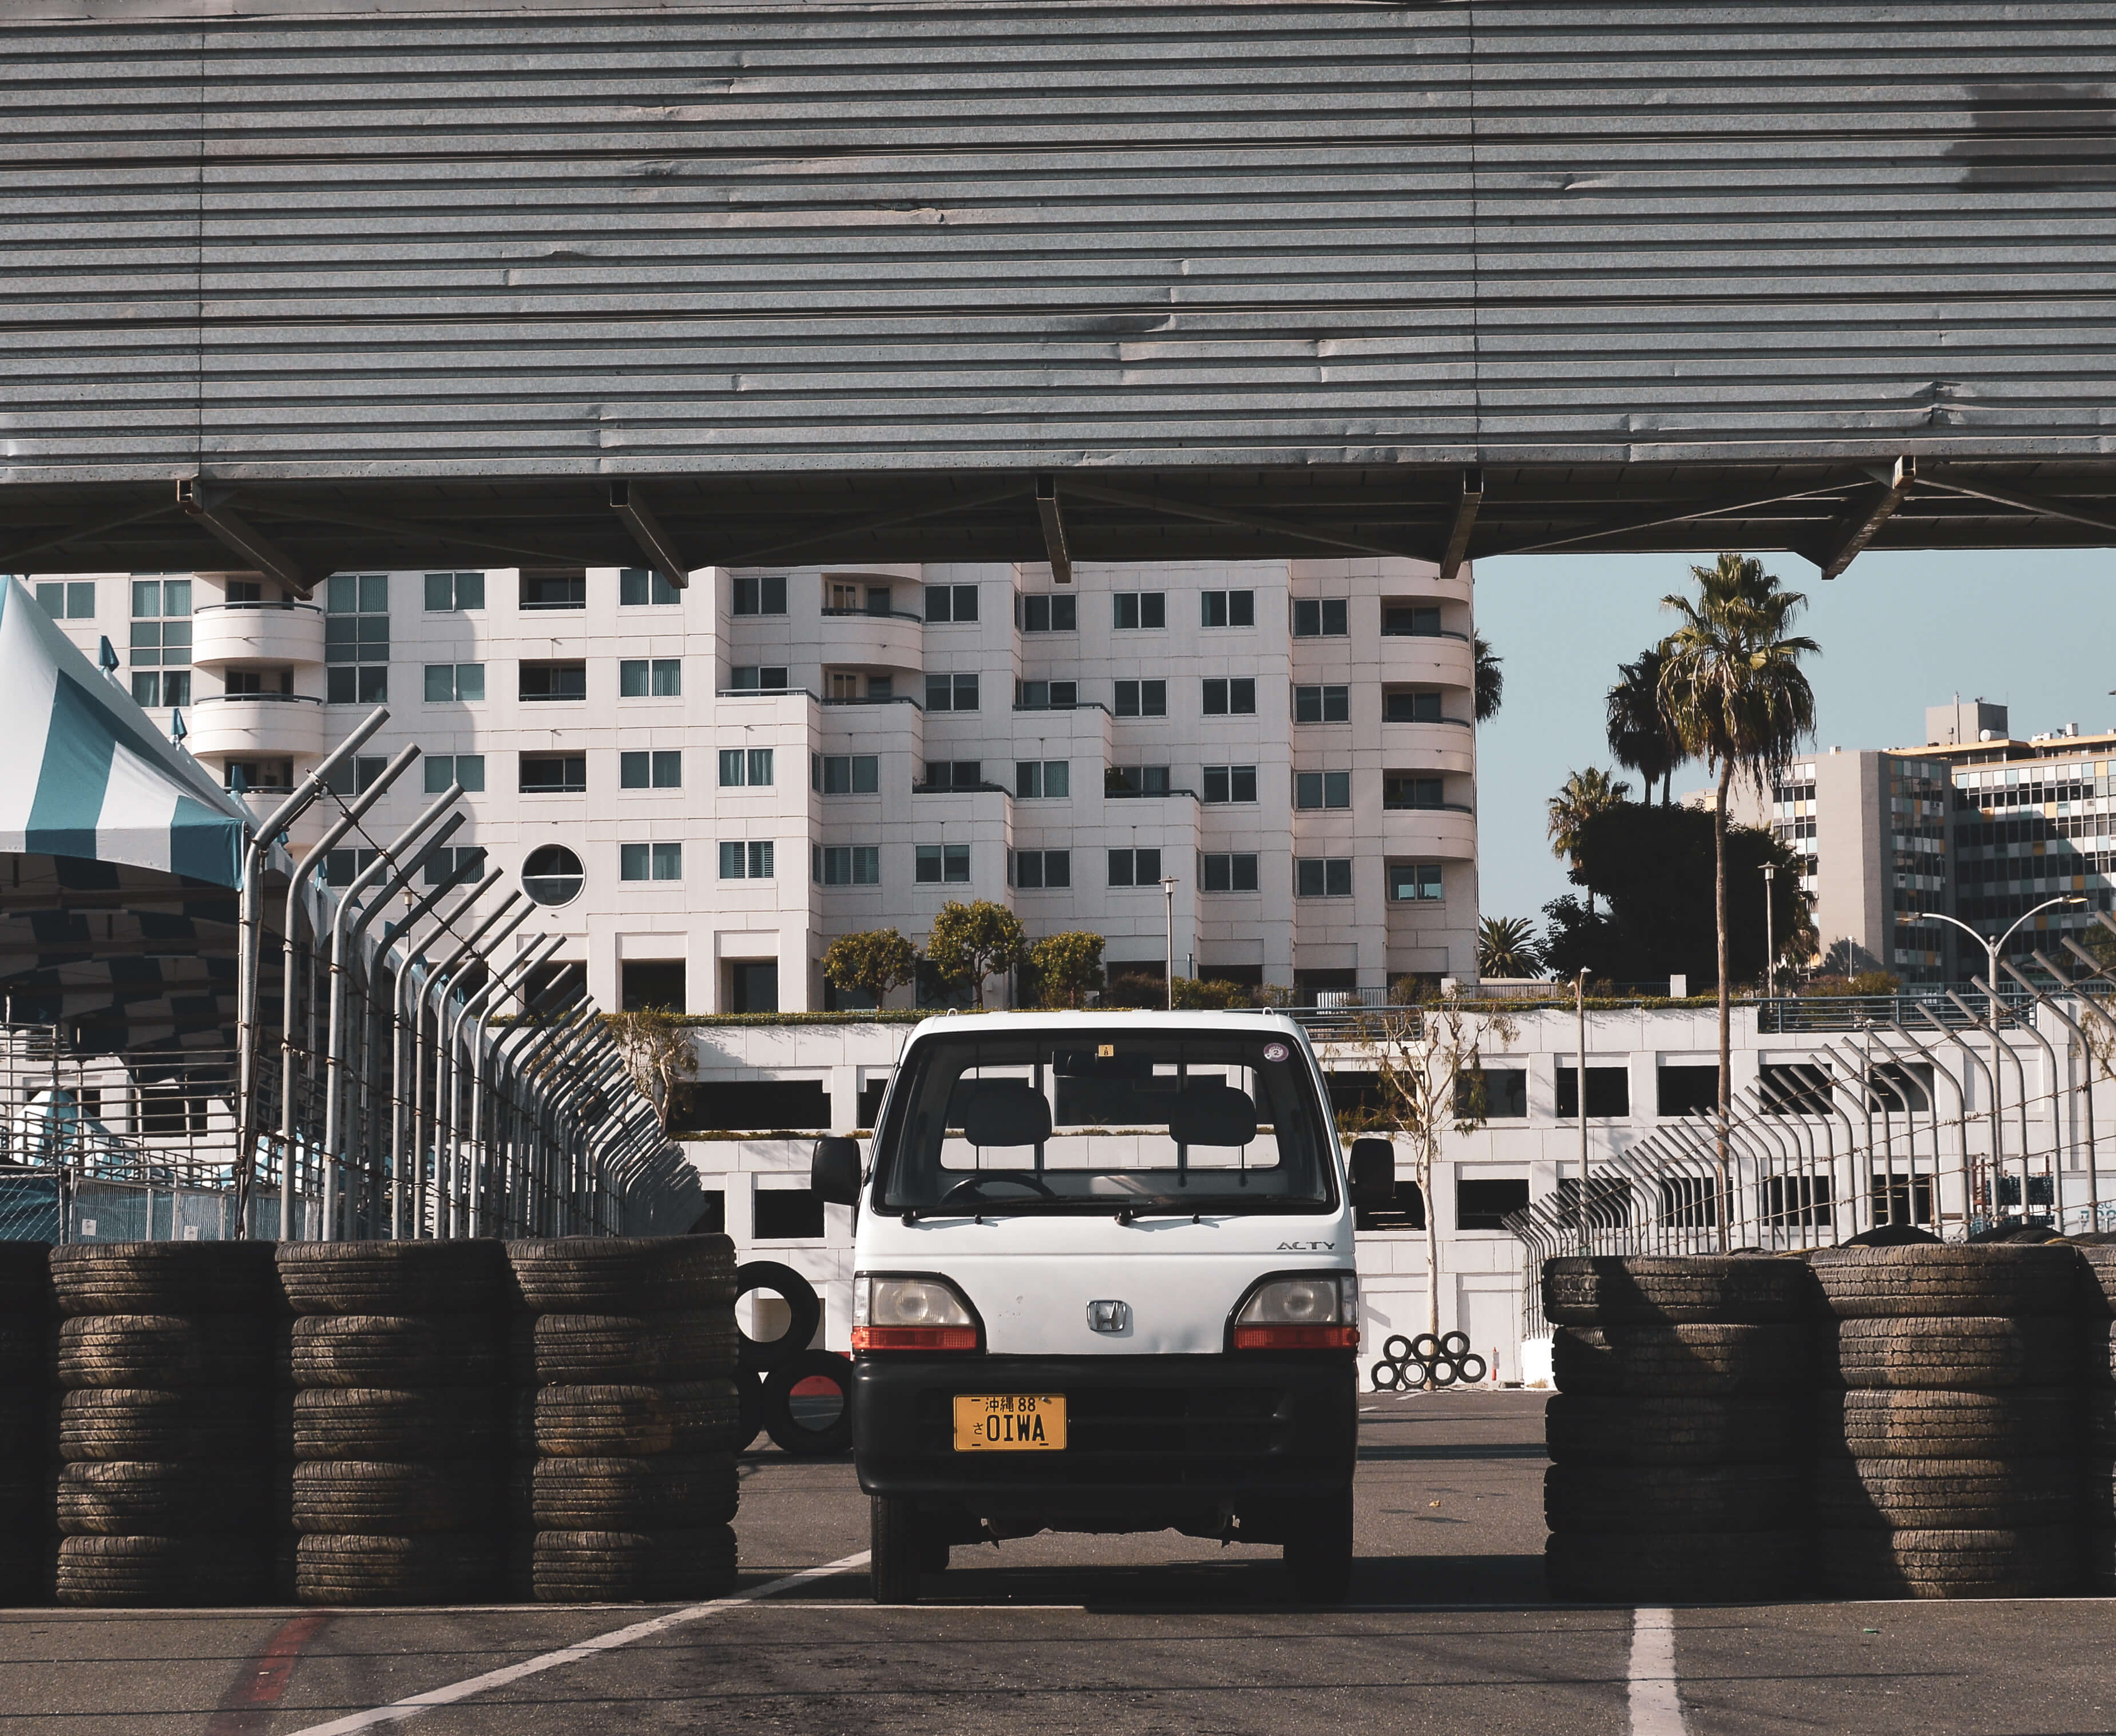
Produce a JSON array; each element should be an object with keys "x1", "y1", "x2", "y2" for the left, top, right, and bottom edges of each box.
[
  {"x1": 1763, "y1": 865, "x2": 1778, "y2": 996},
  {"x1": 1161, "y1": 877, "x2": 1179, "y2": 1010},
  {"x1": 1576, "y1": 969, "x2": 1591, "y2": 1248}
]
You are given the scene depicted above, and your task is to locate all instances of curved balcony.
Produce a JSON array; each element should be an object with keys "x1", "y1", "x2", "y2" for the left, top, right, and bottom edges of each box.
[
  {"x1": 1377, "y1": 804, "x2": 1478, "y2": 859},
  {"x1": 1378, "y1": 635, "x2": 1474, "y2": 685},
  {"x1": 815, "y1": 607, "x2": 923, "y2": 672},
  {"x1": 181, "y1": 692, "x2": 324, "y2": 758},
  {"x1": 1379, "y1": 720, "x2": 1476, "y2": 775},
  {"x1": 190, "y1": 602, "x2": 326, "y2": 670}
]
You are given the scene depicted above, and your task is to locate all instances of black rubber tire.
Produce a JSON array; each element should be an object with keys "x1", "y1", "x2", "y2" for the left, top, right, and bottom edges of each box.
[
  {"x1": 736, "y1": 1369, "x2": 763, "y2": 1452},
  {"x1": 1399, "y1": 1359, "x2": 1429, "y2": 1392},
  {"x1": 0, "y1": 1242, "x2": 53, "y2": 1313},
  {"x1": 278, "y1": 1240, "x2": 508, "y2": 1318},
  {"x1": 1812, "y1": 1456, "x2": 2075, "y2": 1529},
  {"x1": 508, "y1": 1237, "x2": 736, "y2": 1315},
  {"x1": 1543, "y1": 1254, "x2": 1812, "y2": 1326},
  {"x1": 2083, "y1": 1246, "x2": 2116, "y2": 1318},
  {"x1": 57, "y1": 1460, "x2": 272, "y2": 1535},
  {"x1": 1546, "y1": 1392, "x2": 1800, "y2": 1467},
  {"x1": 1457, "y1": 1353, "x2": 1488, "y2": 1384},
  {"x1": 0, "y1": 1387, "x2": 54, "y2": 1460},
  {"x1": 51, "y1": 1242, "x2": 278, "y2": 1318},
  {"x1": 56, "y1": 1535, "x2": 273, "y2": 1607},
  {"x1": 60, "y1": 1388, "x2": 273, "y2": 1462},
  {"x1": 291, "y1": 1314, "x2": 504, "y2": 1388},
  {"x1": 760, "y1": 1350, "x2": 854, "y2": 1456},
  {"x1": 1554, "y1": 1323, "x2": 1805, "y2": 1396},
  {"x1": 1411, "y1": 1333, "x2": 1441, "y2": 1362},
  {"x1": 0, "y1": 1319, "x2": 46, "y2": 1384},
  {"x1": 1546, "y1": 1463, "x2": 1802, "y2": 1535},
  {"x1": 1814, "y1": 1389, "x2": 2079, "y2": 1459},
  {"x1": 57, "y1": 1314, "x2": 271, "y2": 1388},
  {"x1": 291, "y1": 1460, "x2": 501, "y2": 1535},
  {"x1": 870, "y1": 1496, "x2": 924, "y2": 1604},
  {"x1": 516, "y1": 1311, "x2": 738, "y2": 1385},
  {"x1": 2088, "y1": 1320, "x2": 2116, "y2": 1386},
  {"x1": 1427, "y1": 1357, "x2": 1459, "y2": 1389},
  {"x1": 530, "y1": 1525, "x2": 738, "y2": 1603},
  {"x1": 1813, "y1": 1525, "x2": 2081, "y2": 1598},
  {"x1": 532, "y1": 1380, "x2": 744, "y2": 1458},
  {"x1": 1439, "y1": 1330, "x2": 1470, "y2": 1360},
  {"x1": 529, "y1": 1454, "x2": 739, "y2": 1531},
  {"x1": 292, "y1": 1388, "x2": 507, "y2": 1462},
  {"x1": 1282, "y1": 1488, "x2": 1353, "y2": 1604},
  {"x1": 295, "y1": 1533, "x2": 504, "y2": 1606},
  {"x1": 1370, "y1": 1361, "x2": 1400, "y2": 1392},
  {"x1": 735, "y1": 1262, "x2": 822, "y2": 1373},
  {"x1": 1383, "y1": 1335, "x2": 1414, "y2": 1363},
  {"x1": 1546, "y1": 1529, "x2": 1803, "y2": 1602},
  {"x1": 1822, "y1": 1315, "x2": 2073, "y2": 1390},
  {"x1": 1807, "y1": 1244, "x2": 2081, "y2": 1319}
]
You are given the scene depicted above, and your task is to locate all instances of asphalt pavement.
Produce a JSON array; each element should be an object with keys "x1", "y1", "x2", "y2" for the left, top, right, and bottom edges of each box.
[{"x1": 1, "y1": 1390, "x2": 2113, "y2": 1735}]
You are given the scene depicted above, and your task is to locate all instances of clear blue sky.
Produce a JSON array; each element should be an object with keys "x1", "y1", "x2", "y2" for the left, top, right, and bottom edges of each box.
[{"x1": 1474, "y1": 547, "x2": 2116, "y2": 928}]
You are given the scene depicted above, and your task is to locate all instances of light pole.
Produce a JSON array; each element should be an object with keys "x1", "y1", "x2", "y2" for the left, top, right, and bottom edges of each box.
[
  {"x1": 1576, "y1": 968, "x2": 1591, "y2": 1247},
  {"x1": 1763, "y1": 865, "x2": 1777, "y2": 996},
  {"x1": 1161, "y1": 877, "x2": 1179, "y2": 1010}
]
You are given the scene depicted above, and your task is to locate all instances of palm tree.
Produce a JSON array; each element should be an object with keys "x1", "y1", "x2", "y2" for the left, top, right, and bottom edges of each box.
[
  {"x1": 1474, "y1": 637, "x2": 1503, "y2": 723},
  {"x1": 1657, "y1": 553, "x2": 1819, "y2": 1142},
  {"x1": 1546, "y1": 767, "x2": 1630, "y2": 914},
  {"x1": 1606, "y1": 646, "x2": 1686, "y2": 805},
  {"x1": 1477, "y1": 915, "x2": 1544, "y2": 979}
]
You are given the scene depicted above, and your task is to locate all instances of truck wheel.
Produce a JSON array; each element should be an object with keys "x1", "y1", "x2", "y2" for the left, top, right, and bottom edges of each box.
[
  {"x1": 1283, "y1": 1489, "x2": 1353, "y2": 1604},
  {"x1": 870, "y1": 1496, "x2": 924, "y2": 1604}
]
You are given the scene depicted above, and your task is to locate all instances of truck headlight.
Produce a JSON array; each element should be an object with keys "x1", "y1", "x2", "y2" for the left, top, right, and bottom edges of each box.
[
  {"x1": 1231, "y1": 1273, "x2": 1360, "y2": 1350},
  {"x1": 852, "y1": 1274, "x2": 981, "y2": 1351}
]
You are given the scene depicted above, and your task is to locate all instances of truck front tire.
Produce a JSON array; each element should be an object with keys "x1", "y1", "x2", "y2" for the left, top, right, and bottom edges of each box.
[
  {"x1": 1283, "y1": 1489, "x2": 1353, "y2": 1604},
  {"x1": 870, "y1": 1496, "x2": 925, "y2": 1603}
]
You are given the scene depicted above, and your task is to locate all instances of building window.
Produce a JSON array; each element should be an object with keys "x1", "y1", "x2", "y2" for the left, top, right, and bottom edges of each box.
[
  {"x1": 223, "y1": 668, "x2": 295, "y2": 697},
  {"x1": 1387, "y1": 862, "x2": 1444, "y2": 901},
  {"x1": 1015, "y1": 679, "x2": 1078, "y2": 710},
  {"x1": 826, "y1": 580, "x2": 893, "y2": 613},
  {"x1": 925, "y1": 584, "x2": 980, "y2": 623},
  {"x1": 322, "y1": 574, "x2": 385, "y2": 704},
  {"x1": 1295, "y1": 857, "x2": 1353, "y2": 897},
  {"x1": 729, "y1": 665, "x2": 790, "y2": 691},
  {"x1": 719, "y1": 840, "x2": 775, "y2": 879},
  {"x1": 1107, "y1": 765, "x2": 1170, "y2": 796},
  {"x1": 920, "y1": 760, "x2": 982, "y2": 791},
  {"x1": 1200, "y1": 852, "x2": 1260, "y2": 892},
  {"x1": 623, "y1": 750, "x2": 684, "y2": 790},
  {"x1": 818, "y1": 754, "x2": 880, "y2": 794},
  {"x1": 1384, "y1": 689, "x2": 1445, "y2": 723},
  {"x1": 619, "y1": 658, "x2": 681, "y2": 697},
  {"x1": 1108, "y1": 847, "x2": 1163, "y2": 886},
  {"x1": 130, "y1": 669, "x2": 190, "y2": 708},
  {"x1": 520, "y1": 660, "x2": 587, "y2": 701},
  {"x1": 619, "y1": 568, "x2": 681, "y2": 606},
  {"x1": 916, "y1": 842, "x2": 972, "y2": 883},
  {"x1": 1114, "y1": 679, "x2": 1166, "y2": 718},
  {"x1": 620, "y1": 841, "x2": 684, "y2": 881},
  {"x1": 522, "y1": 845, "x2": 584, "y2": 906},
  {"x1": 1200, "y1": 589, "x2": 1254, "y2": 628},
  {"x1": 321, "y1": 847, "x2": 379, "y2": 886},
  {"x1": 1010, "y1": 849, "x2": 1072, "y2": 889},
  {"x1": 1203, "y1": 765, "x2": 1258, "y2": 804},
  {"x1": 717, "y1": 748, "x2": 772, "y2": 787},
  {"x1": 423, "y1": 572, "x2": 484, "y2": 612},
  {"x1": 1202, "y1": 677, "x2": 1257, "y2": 716},
  {"x1": 1294, "y1": 684, "x2": 1350, "y2": 723},
  {"x1": 520, "y1": 573, "x2": 584, "y2": 611},
  {"x1": 423, "y1": 754, "x2": 486, "y2": 794},
  {"x1": 924, "y1": 673, "x2": 980, "y2": 712},
  {"x1": 1456, "y1": 1177, "x2": 1531, "y2": 1229},
  {"x1": 1556, "y1": 1067, "x2": 1632, "y2": 1118},
  {"x1": 1657, "y1": 1065, "x2": 1722, "y2": 1117},
  {"x1": 1384, "y1": 774, "x2": 1445, "y2": 809},
  {"x1": 1383, "y1": 604, "x2": 1441, "y2": 636},
  {"x1": 1112, "y1": 591, "x2": 1166, "y2": 630},
  {"x1": 817, "y1": 845, "x2": 882, "y2": 885},
  {"x1": 423, "y1": 663, "x2": 485, "y2": 703},
  {"x1": 1016, "y1": 760, "x2": 1070, "y2": 798},
  {"x1": 223, "y1": 758, "x2": 294, "y2": 794},
  {"x1": 326, "y1": 756, "x2": 387, "y2": 796},
  {"x1": 37, "y1": 581, "x2": 95, "y2": 620},
  {"x1": 520, "y1": 754, "x2": 587, "y2": 794},
  {"x1": 1295, "y1": 770, "x2": 1352, "y2": 810},
  {"x1": 1293, "y1": 597, "x2": 1349, "y2": 637},
  {"x1": 731, "y1": 574, "x2": 787, "y2": 615},
  {"x1": 1019, "y1": 593, "x2": 1077, "y2": 632},
  {"x1": 422, "y1": 845, "x2": 488, "y2": 887}
]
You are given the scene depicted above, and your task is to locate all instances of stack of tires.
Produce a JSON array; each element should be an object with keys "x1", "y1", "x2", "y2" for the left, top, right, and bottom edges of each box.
[
  {"x1": 50, "y1": 1243, "x2": 280, "y2": 1606},
  {"x1": 280, "y1": 1241, "x2": 510, "y2": 1604},
  {"x1": 2086, "y1": 1246, "x2": 2116, "y2": 1593},
  {"x1": 509, "y1": 1236, "x2": 742, "y2": 1601},
  {"x1": 1810, "y1": 1243, "x2": 2081, "y2": 1598},
  {"x1": 0, "y1": 1246, "x2": 52, "y2": 1605},
  {"x1": 1542, "y1": 1255, "x2": 1808, "y2": 1602}
]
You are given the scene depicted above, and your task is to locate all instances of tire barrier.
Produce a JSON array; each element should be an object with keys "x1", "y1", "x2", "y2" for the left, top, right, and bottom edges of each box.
[
  {"x1": 760, "y1": 1349, "x2": 854, "y2": 1456},
  {"x1": 1369, "y1": 1330, "x2": 1488, "y2": 1393},
  {"x1": 734, "y1": 1261, "x2": 821, "y2": 1373}
]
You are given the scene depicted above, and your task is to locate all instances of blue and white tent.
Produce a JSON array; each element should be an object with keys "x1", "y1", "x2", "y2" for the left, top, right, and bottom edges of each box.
[{"x1": 0, "y1": 576, "x2": 250, "y2": 887}]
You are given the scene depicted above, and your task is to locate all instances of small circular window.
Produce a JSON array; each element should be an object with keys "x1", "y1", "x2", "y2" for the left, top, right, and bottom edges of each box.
[{"x1": 522, "y1": 844, "x2": 584, "y2": 907}]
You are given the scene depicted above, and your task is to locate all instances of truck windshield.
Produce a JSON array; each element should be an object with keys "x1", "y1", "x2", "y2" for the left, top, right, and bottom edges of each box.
[{"x1": 874, "y1": 1029, "x2": 1337, "y2": 1216}]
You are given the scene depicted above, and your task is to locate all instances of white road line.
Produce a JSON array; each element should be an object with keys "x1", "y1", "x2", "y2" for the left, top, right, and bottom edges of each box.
[
  {"x1": 1627, "y1": 1606, "x2": 1688, "y2": 1736},
  {"x1": 282, "y1": 1551, "x2": 873, "y2": 1736}
]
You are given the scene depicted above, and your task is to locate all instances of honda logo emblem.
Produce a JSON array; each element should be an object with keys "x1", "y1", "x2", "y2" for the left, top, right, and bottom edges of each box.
[{"x1": 1087, "y1": 1299, "x2": 1130, "y2": 1334}]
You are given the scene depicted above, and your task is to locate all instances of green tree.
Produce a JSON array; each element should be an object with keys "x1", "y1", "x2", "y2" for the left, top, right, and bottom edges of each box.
[
  {"x1": 1605, "y1": 646, "x2": 1686, "y2": 806},
  {"x1": 604, "y1": 1008, "x2": 698, "y2": 1130},
  {"x1": 1657, "y1": 552, "x2": 1819, "y2": 1148},
  {"x1": 821, "y1": 929, "x2": 918, "y2": 1009},
  {"x1": 1546, "y1": 767, "x2": 1630, "y2": 914},
  {"x1": 1029, "y1": 930, "x2": 1105, "y2": 1008},
  {"x1": 1172, "y1": 975, "x2": 1252, "y2": 1009},
  {"x1": 1474, "y1": 636, "x2": 1504, "y2": 723},
  {"x1": 1476, "y1": 915, "x2": 1544, "y2": 979},
  {"x1": 925, "y1": 901, "x2": 1031, "y2": 1008}
]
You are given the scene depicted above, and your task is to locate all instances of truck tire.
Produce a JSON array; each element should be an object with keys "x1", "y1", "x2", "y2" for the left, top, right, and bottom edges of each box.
[
  {"x1": 58, "y1": 1314, "x2": 271, "y2": 1388},
  {"x1": 735, "y1": 1263, "x2": 821, "y2": 1373},
  {"x1": 530, "y1": 1455, "x2": 739, "y2": 1530},
  {"x1": 1542, "y1": 1255, "x2": 1809, "y2": 1326},
  {"x1": 1810, "y1": 1456, "x2": 2075, "y2": 1529},
  {"x1": 295, "y1": 1533, "x2": 503, "y2": 1606},
  {"x1": 1554, "y1": 1323, "x2": 1804, "y2": 1395},
  {"x1": 530, "y1": 1526, "x2": 738, "y2": 1603},
  {"x1": 1282, "y1": 1488, "x2": 1353, "y2": 1604},
  {"x1": 870, "y1": 1496, "x2": 924, "y2": 1604},
  {"x1": 56, "y1": 1460, "x2": 271, "y2": 1535},
  {"x1": 2083, "y1": 1247, "x2": 2116, "y2": 1318},
  {"x1": 1821, "y1": 1317, "x2": 2071, "y2": 1390},
  {"x1": 290, "y1": 1315, "x2": 504, "y2": 1388},
  {"x1": 52, "y1": 1243, "x2": 278, "y2": 1316},
  {"x1": 56, "y1": 1534, "x2": 272, "y2": 1607},
  {"x1": 533, "y1": 1381, "x2": 742, "y2": 1458},
  {"x1": 1806, "y1": 1245, "x2": 2079, "y2": 1319},
  {"x1": 278, "y1": 1240, "x2": 508, "y2": 1317},
  {"x1": 1546, "y1": 1393, "x2": 1799, "y2": 1466},
  {"x1": 1813, "y1": 1526, "x2": 2079, "y2": 1598},
  {"x1": 1545, "y1": 1463, "x2": 1801, "y2": 1534},
  {"x1": 516, "y1": 1312, "x2": 738, "y2": 1385},
  {"x1": 508, "y1": 1237, "x2": 736, "y2": 1314},
  {"x1": 292, "y1": 1387, "x2": 506, "y2": 1461},
  {"x1": 59, "y1": 1389, "x2": 271, "y2": 1462},
  {"x1": 761, "y1": 1351, "x2": 853, "y2": 1456},
  {"x1": 1814, "y1": 1389, "x2": 2076, "y2": 1459},
  {"x1": 291, "y1": 1461, "x2": 500, "y2": 1535}
]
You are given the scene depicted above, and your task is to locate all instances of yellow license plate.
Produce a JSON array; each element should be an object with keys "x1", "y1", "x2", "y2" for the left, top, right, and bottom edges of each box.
[{"x1": 952, "y1": 1394, "x2": 1067, "y2": 1452}]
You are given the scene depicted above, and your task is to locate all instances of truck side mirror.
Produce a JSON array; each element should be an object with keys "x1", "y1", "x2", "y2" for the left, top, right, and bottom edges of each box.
[
  {"x1": 1347, "y1": 1136, "x2": 1396, "y2": 1208},
  {"x1": 811, "y1": 1136, "x2": 863, "y2": 1206}
]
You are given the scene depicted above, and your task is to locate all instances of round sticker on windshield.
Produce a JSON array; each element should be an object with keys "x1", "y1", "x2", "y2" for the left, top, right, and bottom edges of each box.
[{"x1": 1262, "y1": 1041, "x2": 1289, "y2": 1062}]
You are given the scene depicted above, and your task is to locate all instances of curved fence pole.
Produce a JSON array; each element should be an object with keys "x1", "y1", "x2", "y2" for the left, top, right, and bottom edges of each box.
[
  {"x1": 2032, "y1": 950, "x2": 2110, "y2": 1233},
  {"x1": 1985, "y1": 972, "x2": 2066, "y2": 1227},
  {"x1": 1947, "y1": 990, "x2": 2032, "y2": 1220},
  {"x1": 1917, "y1": 1007, "x2": 2000, "y2": 1227},
  {"x1": 1883, "y1": 1021, "x2": 1972, "y2": 1238}
]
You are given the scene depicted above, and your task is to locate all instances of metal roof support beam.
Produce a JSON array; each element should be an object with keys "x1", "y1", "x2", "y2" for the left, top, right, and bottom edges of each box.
[
  {"x1": 720, "y1": 483, "x2": 1029, "y2": 568},
  {"x1": 1811, "y1": 457, "x2": 1916, "y2": 579},
  {"x1": 1480, "y1": 481, "x2": 1859, "y2": 560},
  {"x1": 1919, "y1": 471, "x2": 2116, "y2": 540},
  {"x1": 248, "y1": 500, "x2": 601, "y2": 570},
  {"x1": 1035, "y1": 475, "x2": 1073, "y2": 584},
  {"x1": 1056, "y1": 480, "x2": 1421, "y2": 561},
  {"x1": 608, "y1": 482, "x2": 694, "y2": 590},
  {"x1": 0, "y1": 500, "x2": 180, "y2": 573},
  {"x1": 1438, "y1": 467, "x2": 1483, "y2": 581},
  {"x1": 177, "y1": 479, "x2": 314, "y2": 596}
]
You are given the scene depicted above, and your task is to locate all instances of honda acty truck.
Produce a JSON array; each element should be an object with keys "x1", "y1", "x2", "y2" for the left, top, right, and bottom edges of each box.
[{"x1": 811, "y1": 1010, "x2": 1395, "y2": 1603}]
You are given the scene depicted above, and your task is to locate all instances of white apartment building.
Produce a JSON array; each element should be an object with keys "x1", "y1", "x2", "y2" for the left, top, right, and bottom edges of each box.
[{"x1": 28, "y1": 558, "x2": 1479, "y2": 1010}]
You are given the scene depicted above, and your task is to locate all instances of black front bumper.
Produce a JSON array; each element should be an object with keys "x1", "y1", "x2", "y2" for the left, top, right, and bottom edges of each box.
[{"x1": 851, "y1": 1352, "x2": 1356, "y2": 1534}]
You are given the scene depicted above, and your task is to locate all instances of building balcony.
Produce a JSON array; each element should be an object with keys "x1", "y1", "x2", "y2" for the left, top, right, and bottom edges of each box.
[
  {"x1": 814, "y1": 606, "x2": 924, "y2": 674},
  {"x1": 1377, "y1": 635, "x2": 1473, "y2": 685},
  {"x1": 181, "y1": 692, "x2": 324, "y2": 758},
  {"x1": 1379, "y1": 720, "x2": 1476, "y2": 775},
  {"x1": 1377, "y1": 805, "x2": 1478, "y2": 859},
  {"x1": 189, "y1": 602, "x2": 326, "y2": 670}
]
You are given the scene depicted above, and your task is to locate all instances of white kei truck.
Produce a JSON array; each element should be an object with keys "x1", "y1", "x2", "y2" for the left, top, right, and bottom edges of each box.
[{"x1": 810, "y1": 1010, "x2": 1396, "y2": 1604}]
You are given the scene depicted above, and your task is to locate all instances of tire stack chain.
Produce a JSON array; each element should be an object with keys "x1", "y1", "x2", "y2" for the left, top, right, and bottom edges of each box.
[
  {"x1": 1810, "y1": 1245, "x2": 2082, "y2": 1598},
  {"x1": 280, "y1": 1241, "x2": 511, "y2": 1605},
  {"x1": 1542, "y1": 1255, "x2": 1809, "y2": 1602},
  {"x1": 51, "y1": 1243, "x2": 282, "y2": 1606},
  {"x1": 509, "y1": 1236, "x2": 742, "y2": 1602}
]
